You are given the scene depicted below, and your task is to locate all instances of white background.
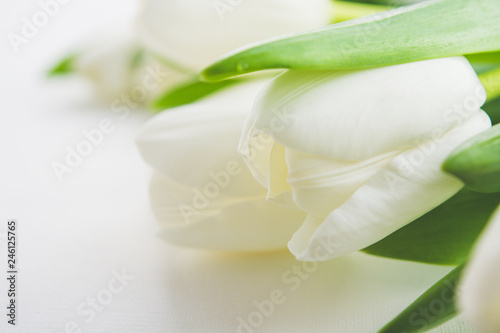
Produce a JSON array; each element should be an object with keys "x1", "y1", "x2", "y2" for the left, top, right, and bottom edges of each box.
[{"x1": 0, "y1": 1, "x2": 477, "y2": 332}]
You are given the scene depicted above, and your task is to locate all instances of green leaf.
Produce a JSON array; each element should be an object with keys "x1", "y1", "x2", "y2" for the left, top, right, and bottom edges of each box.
[
  {"x1": 150, "y1": 78, "x2": 243, "y2": 111},
  {"x1": 362, "y1": 189, "x2": 500, "y2": 265},
  {"x1": 467, "y1": 51, "x2": 500, "y2": 64},
  {"x1": 478, "y1": 66, "x2": 500, "y2": 102},
  {"x1": 443, "y1": 124, "x2": 500, "y2": 193},
  {"x1": 48, "y1": 54, "x2": 77, "y2": 76},
  {"x1": 201, "y1": 0, "x2": 500, "y2": 81},
  {"x1": 378, "y1": 266, "x2": 463, "y2": 333},
  {"x1": 483, "y1": 96, "x2": 500, "y2": 125}
]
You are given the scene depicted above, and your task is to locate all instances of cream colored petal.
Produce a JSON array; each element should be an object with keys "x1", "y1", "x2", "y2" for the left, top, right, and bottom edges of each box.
[
  {"x1": 287, "y1": 215, "x2": 324, "y2": 258},
  {"x1": 72, "y1": 33, "x2": 187, "y2": 103},
  {"x1": 139, "y1": 80, "x2": 309, "y2": 252},
  {"x1": 136, "y1": 0, "x2": 333, "y2": 70},
  {"x1": 238, "y1": 130, "x2": 297, "y2": 209},
  {"x1": 137, "y1": 81, "x2": 268, "y2": 198},
  {"x1": 130, "y1": 51, "x2": 189, "y2": 99},
  {"x1": 238, "y1": 121, "x2": 274, "y2": 188},
  {"x1": 150, "y1": 172, "x2": 306, "y2": 252},
  {"x1": 251, "y1": 57, "x2": 486, "y2": 162},
  {"x1": 75, "y1": 36, "x2": 139, "y2": 101},
  {"x1": 289, "y1": 111, "x2": 491, "y2": 261},
  {"x1": 267, "y1": 143, "x2": 295, "y2": 207},
  {"x1": 285, "y1": 148, "x2": 400, "y2": 218},
  {"x1": 460, "y1": 207, "x2": 500, "y2": 333}
]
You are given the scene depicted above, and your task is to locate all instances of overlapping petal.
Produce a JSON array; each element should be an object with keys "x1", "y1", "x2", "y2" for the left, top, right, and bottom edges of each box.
[
  {"x1": 285, "y1": 148, "x2": 399, "y2": 217},
  {"x1": 289, "y1": 111, "x2": 491, "y2": 260},
  {"x1": 239, "y1": 57, "x2": 491, "y2": 261},
  {"x1": 150, "y1": 172, "x2": 304, "y2": 251},
  {"x1": 73, "y1": 35, "x2": 187, "y2": 102},
  {"x1": 248, "y1": 57, "x2": 485, "y2": 162},
  {"x1": 137, "y1": 81, "x2": 268, "y2": 197},
  {"x1": 137, "y1": 81, "x2": 307, "y2": 251}
]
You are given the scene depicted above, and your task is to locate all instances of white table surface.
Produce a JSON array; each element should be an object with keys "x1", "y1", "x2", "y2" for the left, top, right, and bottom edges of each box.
[{"x1": 0, "y1": 1, "x2": 477, "y2": 332}]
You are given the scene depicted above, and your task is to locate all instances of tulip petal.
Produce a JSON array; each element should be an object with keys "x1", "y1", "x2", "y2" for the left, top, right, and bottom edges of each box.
[
  {"x1": 285, "y1": 148, "x2": 399, "y2": 217},
  {"x1": 267, "y1": 143, "x2": 295, "y2": 207},
  {"x1": 240, "y1": 57, "x2": 487, "y2": 215},
  {"x1": 459, "y1": 207, "x2": 500, "y2": 333},
  {"x1": 56, "y1": 33, "x2": 188, "y2": 102},
  {"x1": 74, "y1": 37, "x2": 140, "y2": 101},
  {"x1": 287, "y1": 214, "x2": 324, "y2": 258},
  {"x1": 137, "y1": 81, "x2": 268, "y2": 198},
  {"x1": 238, "y1": 123, "x2": 300, "y2": 208},
  {"x1": 250, "y1": 57, "x2": 485, "y2": 162},
  {"x1": 150, "y1": 172, "x2": 306, "y2": 251},
  {"x1": 363, "y1": 188, "x2": 500, "y2": 265},
  {"x1": 137, "y1": 0, "x2": 332, "y2": 70},
  {"x1": 289, "y1": 111, "x2": 492, "y2": 261},
  {"x1": 137, "y1": 80, "x2": 308, "y2": 251}
]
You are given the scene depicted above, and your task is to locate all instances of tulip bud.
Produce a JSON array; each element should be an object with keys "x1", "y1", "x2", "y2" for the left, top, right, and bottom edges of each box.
[
  {"x1": 56, "y1": 34, "x2": 188, "y2": 103},
  {"x1": 239, "y1": 56, "x2": 492, "y2": 261},
  {"x1": 136, "y1": 82, "x2": 306, "y2": 251},
  {"x1": 444, "y1": 123, "x2": 500, "y2": 193},
  {"x1": 459, "y1": 206, "x2": 500, "y2": 333},
  {"x1": 136, "y1": 0, "x2": 333, "y2": 70},
  {"x1": 55, "y1": 1, "x2": 332, "y2": 104}
]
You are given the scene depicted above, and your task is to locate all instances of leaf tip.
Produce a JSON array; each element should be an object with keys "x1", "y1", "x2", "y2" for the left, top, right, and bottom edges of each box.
[
  {"x1": 47, "y1": 54, "x2": 77, "y2": 77},
  {"x1": 200, "y1": 63, "x2": 231, "y2": 82}
]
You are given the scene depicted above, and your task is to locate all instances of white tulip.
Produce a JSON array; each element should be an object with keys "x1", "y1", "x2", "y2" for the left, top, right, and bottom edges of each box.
[
  {"x1": 64, "y1": 0, "x2": 332, "y2": 103},
  {"x1": 136, "y1": 0, "x2": 333, "y2": 70},
  {"x1": 136, "y1": 81, "x2": 306, "y2": 251},
  {"x1": 239, "y1": 57, "x2": 492, "y2": 261},
  {"x1": 72, "y1": 35, "x2": 187, "y2": 102},
  {"x1": 459, "y1": 206, "x2": 500, "y2": 333},
  {"x1": 74, "y1": 37, "x2": 137, "y2": 101}
]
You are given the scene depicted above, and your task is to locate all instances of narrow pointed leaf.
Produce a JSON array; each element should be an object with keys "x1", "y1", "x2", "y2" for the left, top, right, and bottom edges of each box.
[
  {"x1": 150, "y1": 78, "x2": 242, "y2": 111},
  {"x1": 48, "y1": 54, "x2": 77, "y2": 76},
  {"x1": 378, "y1": 266, "x2": 462, "y2": 333},
  {"x1": 362, "y1": 189, "x2": 500, "y2": 265},
  {"x1": 443, "y1": 124, "x2": 500, "y2": 193},
  {"x1": 483, "y1": 96, "x2": 500, "y2": 125},
  {"x1": 201, "y1": 0, "x2": 500, "y2": 81}
]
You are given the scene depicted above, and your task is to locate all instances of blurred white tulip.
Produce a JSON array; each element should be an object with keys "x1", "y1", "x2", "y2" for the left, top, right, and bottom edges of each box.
[
  {"x1": 459, "y1": 206, "x2": 500, "y2": 333},
  {"x1": 136, "y1": 81, "x2": 306, "y2": 251},
  {"x1": 74, "y1": 37, "x2": 137, "y2": 100},
  {"x1": 136, "y1": 0, "x2": 333, "y2": 70},
  {"x1": 71, "y1": 35, "x2": 188, "y2": 103},
  {"x1": 239, "y1": 56, "x2": 492, "y2": 261},
  {"x1": 58, "y1": 1, "x2": 332, "y2": 104}
]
